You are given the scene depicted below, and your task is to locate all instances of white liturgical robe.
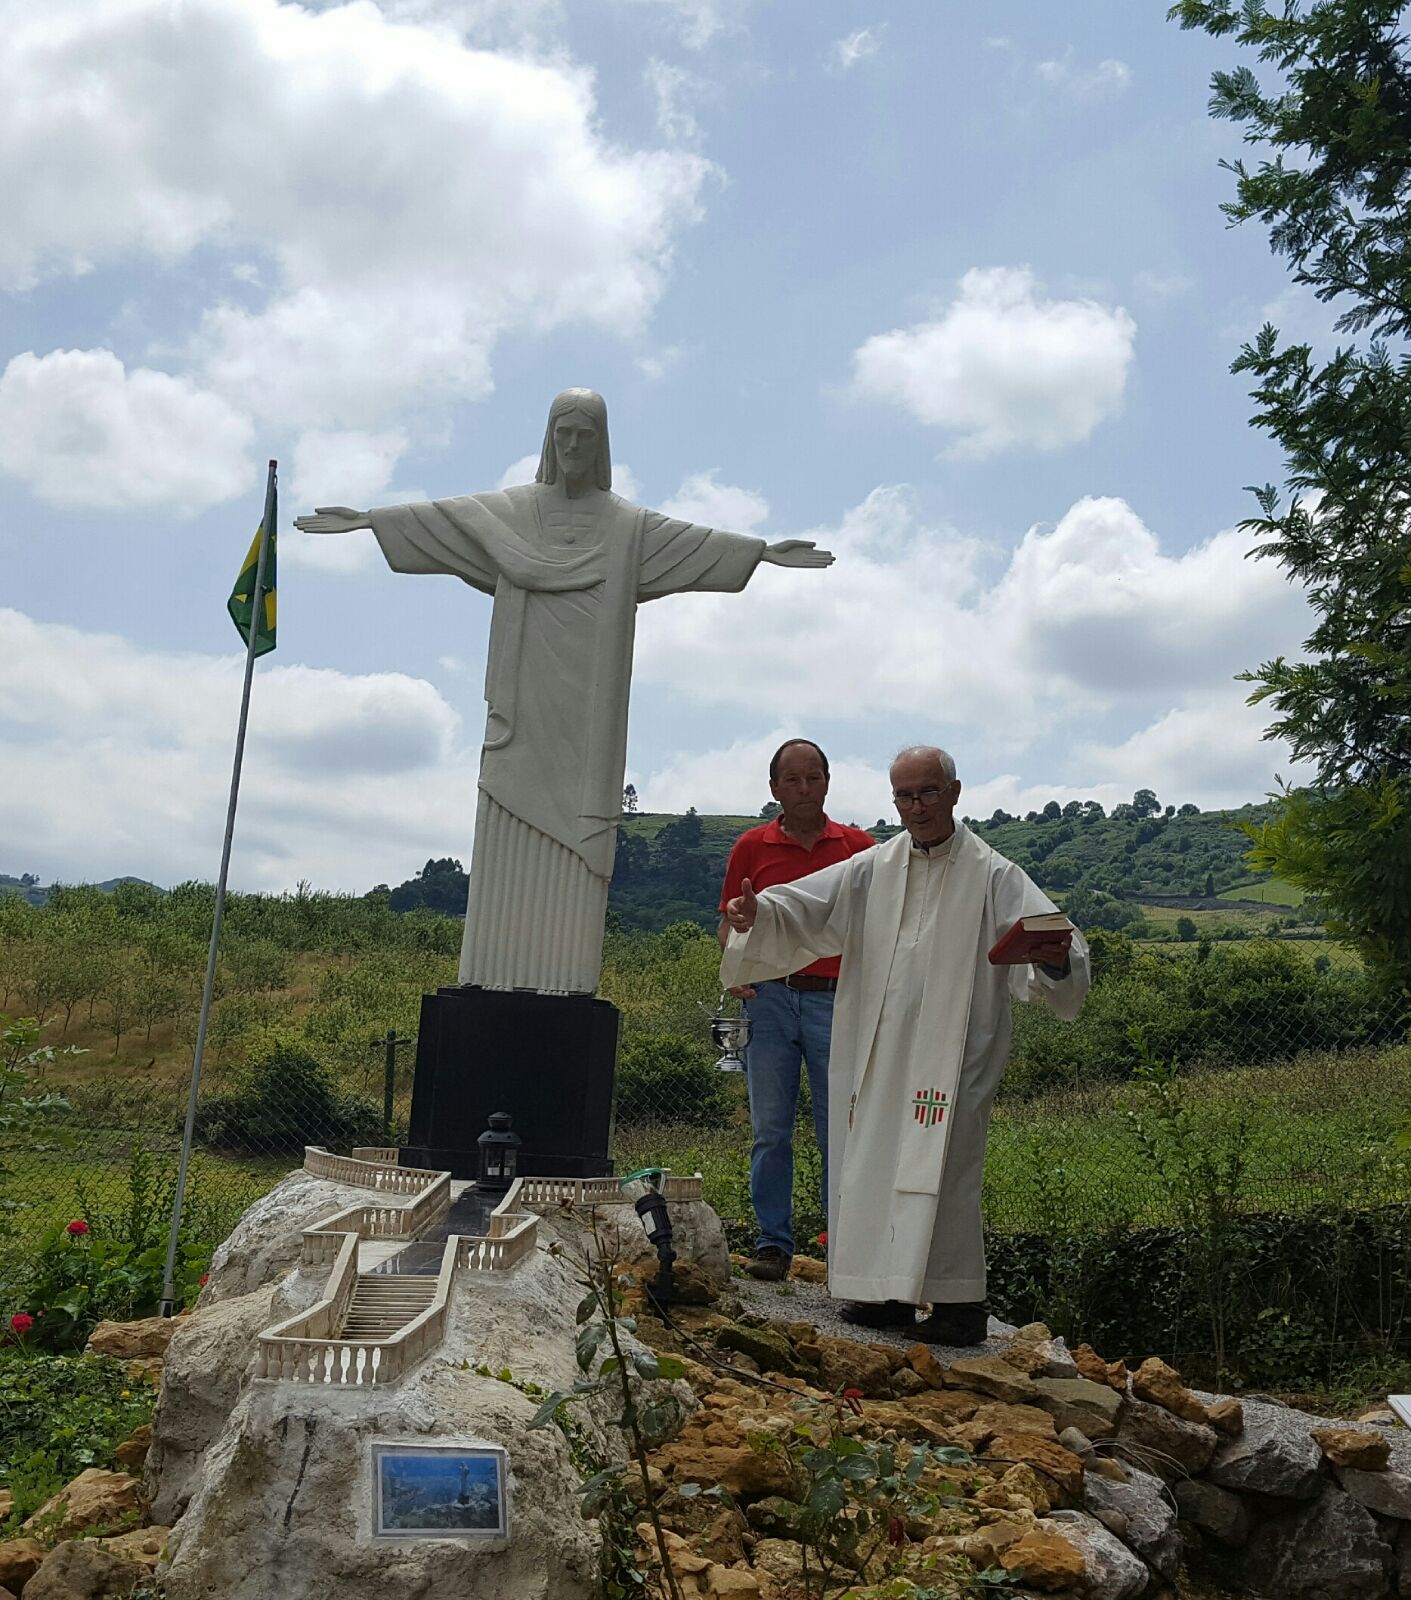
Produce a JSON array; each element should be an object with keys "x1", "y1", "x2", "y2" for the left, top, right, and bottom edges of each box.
[{"x1": 720, "y1": 824, "x2": 1090, "y2": 1304}]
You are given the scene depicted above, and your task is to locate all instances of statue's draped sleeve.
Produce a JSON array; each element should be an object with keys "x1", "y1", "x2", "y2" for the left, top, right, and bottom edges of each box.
[{"x1": 636, "y1": 512, "x2": 765, "y2": 600}]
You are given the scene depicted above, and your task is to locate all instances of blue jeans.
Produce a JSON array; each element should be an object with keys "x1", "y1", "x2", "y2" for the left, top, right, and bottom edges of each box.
[{"x1": 744, "y1": 981, "x2": 832, "y2": 1255}]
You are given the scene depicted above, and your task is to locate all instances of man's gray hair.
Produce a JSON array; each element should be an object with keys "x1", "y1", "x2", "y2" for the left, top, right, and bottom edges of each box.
[{"x1": 891, "y1": 745, "x2": 957, "y2": 783}]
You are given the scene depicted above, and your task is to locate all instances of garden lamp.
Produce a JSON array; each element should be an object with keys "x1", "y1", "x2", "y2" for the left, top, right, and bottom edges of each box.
[{"x1": 476, "y1": 1111, "x2": 521, "y2": 1191}]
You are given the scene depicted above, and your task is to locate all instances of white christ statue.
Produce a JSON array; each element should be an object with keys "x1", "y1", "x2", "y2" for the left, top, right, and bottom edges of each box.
[{"x1": 296, "y1": 388, "x2": 834, "y2": 996}]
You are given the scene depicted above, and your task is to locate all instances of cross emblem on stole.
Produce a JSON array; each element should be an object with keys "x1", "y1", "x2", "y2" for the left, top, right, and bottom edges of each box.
[{"x1": 912, "y1": 1087, "x2": 948, "y2": 1128}]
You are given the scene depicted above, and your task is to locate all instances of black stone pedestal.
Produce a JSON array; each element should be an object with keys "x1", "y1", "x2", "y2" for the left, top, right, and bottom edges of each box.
[{"x1": 399, "y1": 986, "x2": 617, "y2": 1179}]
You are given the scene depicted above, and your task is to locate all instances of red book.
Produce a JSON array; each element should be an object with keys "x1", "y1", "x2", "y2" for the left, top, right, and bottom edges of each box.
[{"x1": 987, "y1": 912, "x2": 1074, "y2": 966}]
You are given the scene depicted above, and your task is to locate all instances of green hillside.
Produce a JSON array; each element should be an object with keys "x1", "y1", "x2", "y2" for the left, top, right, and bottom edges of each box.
[
  {"x1": 608, "y1": 796, "x2": 1299, "y2": 936},
  {"x1": 4, "y1": 795, "x2": 1300, "y2": 940}
]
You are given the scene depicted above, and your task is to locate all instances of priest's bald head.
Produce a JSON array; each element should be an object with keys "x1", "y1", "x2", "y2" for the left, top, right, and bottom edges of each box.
[{"x1": 890, "y1": 745, "x2": 961, "y2": 847}]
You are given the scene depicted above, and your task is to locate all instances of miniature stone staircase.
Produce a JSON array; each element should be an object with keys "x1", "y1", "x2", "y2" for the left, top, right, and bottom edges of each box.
[{"x1": 338, "y1": 1273, "x2": 438, "y2": 1340}]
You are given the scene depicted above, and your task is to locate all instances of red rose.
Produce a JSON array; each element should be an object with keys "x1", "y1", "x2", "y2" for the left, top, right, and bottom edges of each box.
[
  {"x1": 199, "y1": 1275, "x2": 210, "y2": 1287},
  {"x1": 814, "y1": 1232, "x2": 828, "y2": 1247},
  {"x1": 9, "y1": 1312, "x2": 34, "y2": 1335},
  {"x1": 66, "y1": 1219, "x2": 89, "y2": 1236}
]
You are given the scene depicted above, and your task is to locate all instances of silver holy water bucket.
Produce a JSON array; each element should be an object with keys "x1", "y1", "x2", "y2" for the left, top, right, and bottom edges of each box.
[{"x1": 709, "y1": 993, "x2": 751, "y2": 1073}]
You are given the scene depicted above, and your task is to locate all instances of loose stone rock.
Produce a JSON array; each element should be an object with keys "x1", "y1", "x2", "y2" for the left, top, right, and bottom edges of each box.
[
  {"x1": 112, "y1": 1426, "x2": 151, "y2": 1475},
  {"x1": 1113, "y1": 1395, "x2": 1217, "y2": 1482},
  {"x1": 813, "y1": 1335, "x2": 893, "y2": 1397},
  {"x1": 888, "y1": 1365, "x2": 928, "y2": 1397},
  {"x1": 714, "y1": 1324, "x2": 808, "y2": 1379},
  {"x1": 1315, "y1": 1426, "x2": 1392, "y2": 1472},
  {"x1": 1083, "y1": 1464, "x2": 1180, "y2": 1580},
  {"x1": 997, "y1": 1464, "x2": 1053, "y2": 1516},
  {"x1": 986, "y1": 1433, "x2": 1085, "y2": 1503},
  {"x1": 655, "y1": 1441, "x2": 795, "y2": 1501},
  {"x1": 749, "y1": 1537, "x2": 806, "y2": 1585},
  {"x1": 98, "y1": 1527, "x2": 170, "y2": 1571},
  {"x1": 1173, "y1": 1479, "x2": 1250, "y2": 1547},
  {"x1": 787, "y1": 1255, "x2": 827, "y2": 1285},
  {"x1": 1205, "y1": 1397, "x2": 1244, "y2": 1437},
  {"x1": 971, "y1": 1402, "x2": 1058, "y2": 1440},
  {"x1": 1206, "y1": 1396, "x2": 1323, "y2": 1500},
  {"x1": 999, "y1": 1526, "x2": 1086, "y2": 1590},
  {"x1": 19, "y1": 1539, "x2": 147, "y2": 1600},
  {"x1": 1042, "y1": 1509, "x2": 1149, "y2": 1599},
  {"x1": 1032, "y1": 1376, "x2": 1124, "y2": 1439},
  {"x1": 0, "y1": 1539, "x2": 45, "y2": 1593},
  {"x1": 1338, "y1": 1466, "x2": 1411, "y2": 1521},
  {"x1": 85, "y1": 1317, "x2": 180, "y2": 1361},
  {"x1": 23, "y1": 1469, "x2": 147, "y2": 1541},
  {"x1": 1241, "y1": 1484, "x2": 1394, "y2": 1599},
  {"x1": 946, "y1": 1355, "x2": 1039, "y2": 1405},
  {"x1": 1058, "y1": 1427, "x2": 1093, "y2": 1457},
  {"x1": 903, "y1": 1342, "x2": 948, "y2": 1390},
  {"x1": 907, "y1": 1388, "x2": 981, "y2": 1426},
  {"x1": 1130, "y1": 1357, "x2": 1209, "y2": 1426}
]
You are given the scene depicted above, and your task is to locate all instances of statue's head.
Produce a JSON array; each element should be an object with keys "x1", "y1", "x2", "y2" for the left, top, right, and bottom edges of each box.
[{"x1": 537, "y1": 388, "x2": 612, "y2": 491}]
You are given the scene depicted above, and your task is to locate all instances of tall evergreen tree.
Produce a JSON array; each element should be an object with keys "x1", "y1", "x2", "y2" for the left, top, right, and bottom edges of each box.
[{"x1": 1173, "y1": 0, "x2": 1411, "y2": 989}]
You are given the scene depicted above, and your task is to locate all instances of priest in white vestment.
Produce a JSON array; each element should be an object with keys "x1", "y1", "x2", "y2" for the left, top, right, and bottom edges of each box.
[{"x1": 721, "y1": 746, "x2": 1089, "y2": 1345}]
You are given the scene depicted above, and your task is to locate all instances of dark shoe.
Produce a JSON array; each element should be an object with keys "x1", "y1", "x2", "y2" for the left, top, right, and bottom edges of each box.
[
  {"x1": 837, "y1": 1299, "x2": 917, "y2": 1329},
  {"x1": 745, "y1": 1247, "x2": 792, "y2": 1282},
  {"x1": 914, "y1": 1302, "x2": 989, "y2": 1346}
]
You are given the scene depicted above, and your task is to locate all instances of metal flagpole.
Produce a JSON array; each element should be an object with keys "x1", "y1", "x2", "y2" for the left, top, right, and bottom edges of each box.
[{"x1": 160, "y1": 460, "x2": 277, "y2": 1317}]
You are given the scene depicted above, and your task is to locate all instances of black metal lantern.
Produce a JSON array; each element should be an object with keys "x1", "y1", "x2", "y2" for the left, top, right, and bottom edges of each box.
[
  {"x1": 634, "y1": 1181, "x2": 677, "y2": 1308},
  {"x1": 476, "y1": 1111, "x2": 521, "y2": 1191}
]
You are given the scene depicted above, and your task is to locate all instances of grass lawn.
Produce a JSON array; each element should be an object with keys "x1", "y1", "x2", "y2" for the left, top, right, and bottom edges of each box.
[
  {"x1": 985, "y1": 1046, "x2": 1411, "y2": 1232},
  {"x1": 617, "y1": 1046, "x2": 1411, "y2": 1245},
  {"x1": 1219, "y1": 876, "x2": 1306, "y2": 907},
  {"x1": 1134, "y1": 900, "x2": 1313, "y2": 938}
]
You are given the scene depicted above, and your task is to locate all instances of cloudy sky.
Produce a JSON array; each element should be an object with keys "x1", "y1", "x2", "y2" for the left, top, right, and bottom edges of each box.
[{"x1": 1, "y1": 0, "x2": 1324, "y2": 892}]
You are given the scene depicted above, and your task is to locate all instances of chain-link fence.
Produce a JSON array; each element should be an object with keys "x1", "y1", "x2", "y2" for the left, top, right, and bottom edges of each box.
[{"x1": 1, "y1": 889, "x2": 1408, "y2": 1315}]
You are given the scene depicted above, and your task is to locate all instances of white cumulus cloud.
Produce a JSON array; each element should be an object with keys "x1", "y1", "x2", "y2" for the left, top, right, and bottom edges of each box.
[
  {"x1": 0, "y1": 609, "x2": 477, "y2": 890},
  {"x1": 0, "y1": 349, "x2": 254, "y2": 513},
  {"x1": 850, "y1": 268, "x2": 1136, "y2": 457},
  {"x1": 633, "y1": 485, "x2": 1310, "y2": 756},
  {"x1": 0, "y1": 0, "x2": 712, "y2": 506},
  {"x1": 660, "y1": 470, "x2": 770, "y2": 532}
]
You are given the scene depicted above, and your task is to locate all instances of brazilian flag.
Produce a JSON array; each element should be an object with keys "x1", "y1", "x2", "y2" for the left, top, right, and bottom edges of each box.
[{"x1": 228, "y1": 515, "x2": 277, "y2": 657}]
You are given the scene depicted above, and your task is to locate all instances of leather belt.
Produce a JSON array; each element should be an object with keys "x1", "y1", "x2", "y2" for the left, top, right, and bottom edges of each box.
[{"x1": 779, "y1": 973, "x2": 838, "y2": 993}]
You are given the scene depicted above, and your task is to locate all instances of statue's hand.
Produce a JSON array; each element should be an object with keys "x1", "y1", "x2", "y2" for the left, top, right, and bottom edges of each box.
[
  {"x1": 763, "y1": 539, "x2": 835, "y2": 569},
  {"x1": 294, "y1": 507, "x2": 372, "y2": 535}
]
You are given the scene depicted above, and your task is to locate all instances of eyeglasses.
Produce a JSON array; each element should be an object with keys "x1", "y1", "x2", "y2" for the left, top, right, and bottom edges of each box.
[{"x1": 892, "y1": 787, "x2": 944, "y2": 810}]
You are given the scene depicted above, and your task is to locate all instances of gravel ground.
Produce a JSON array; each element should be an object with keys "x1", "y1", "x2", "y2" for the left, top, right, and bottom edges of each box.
[{"x1": 728, "y1": 1271, "x2": 1017, "y2": 1363}]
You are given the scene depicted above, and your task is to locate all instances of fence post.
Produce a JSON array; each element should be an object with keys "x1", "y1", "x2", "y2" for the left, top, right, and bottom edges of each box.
[{"x1": 373, "y1": 1029, "x2": 413, "y2": 1142}]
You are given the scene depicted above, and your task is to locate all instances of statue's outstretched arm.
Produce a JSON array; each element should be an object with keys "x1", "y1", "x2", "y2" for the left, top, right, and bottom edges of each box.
[
  {"x1": 294, "y1": 506, "x2": 372, "y2": 535},
  {"x1": 762, "y1": 539, "x2": 834, "y2": 569}
]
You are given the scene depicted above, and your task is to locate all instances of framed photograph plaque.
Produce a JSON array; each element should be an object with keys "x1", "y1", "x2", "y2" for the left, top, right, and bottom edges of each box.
[{"x1": 371, "y1": 1441, "x2": 509, "y2": 1540}]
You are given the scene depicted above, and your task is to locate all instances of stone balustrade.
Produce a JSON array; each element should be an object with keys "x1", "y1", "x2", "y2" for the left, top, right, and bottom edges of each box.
[
  {"x1": 458, "y1": 1215, "x2": 538, "y2": 1272},
  {"x1": 303, "y1": 1146, "x2": 441, "y2": 1194},
  {"x1": 350, "y1": 1146, "x2": 400, "y2": 1163}
]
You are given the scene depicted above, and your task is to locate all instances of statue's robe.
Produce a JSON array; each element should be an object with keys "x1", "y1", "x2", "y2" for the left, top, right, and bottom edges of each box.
[
  {"x1": 721, "y1": 825, "x2": 1090, "y2": 1304},
  {"x1": 370, "y1": 485, "x2": 763, "y2": 993}
]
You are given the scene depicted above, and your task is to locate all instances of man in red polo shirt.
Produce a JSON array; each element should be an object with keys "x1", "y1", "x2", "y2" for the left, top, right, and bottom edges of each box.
[{"x1": 718, "y1": 739, "x2": 875, "y2": 1280}]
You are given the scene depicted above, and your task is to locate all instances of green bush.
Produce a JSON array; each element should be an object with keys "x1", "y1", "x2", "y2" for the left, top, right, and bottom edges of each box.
[
  {"x1": 1006, "y1": 936, "x2": 1403, "y2": 1094},
  {"x1": 193, "y1": 1042, "x2": 383, "y2": 1153},
  {"x1": 0, "y1": 1349, "x2": 157, "y2": 1526},
  {"x1": 612, "y1": 1033, "x2": 729, "y2": 1128},
  {"x1": 989, "y1": 1201, "x2": 1411, "y2": 1392}
]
